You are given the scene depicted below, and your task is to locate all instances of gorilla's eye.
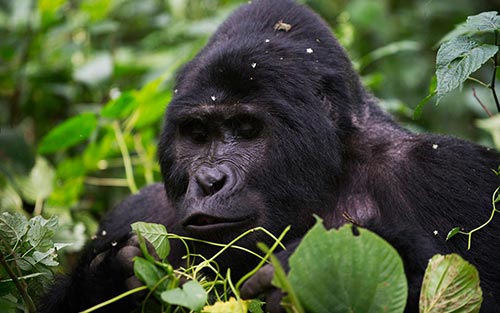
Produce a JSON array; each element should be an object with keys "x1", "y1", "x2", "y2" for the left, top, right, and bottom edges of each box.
[
  {"x1": 180, "y1": 120, "x2": 209, "y2": 143},
  {"x1": 232, "y1": 117, "x2": 262, "y2": 140}
]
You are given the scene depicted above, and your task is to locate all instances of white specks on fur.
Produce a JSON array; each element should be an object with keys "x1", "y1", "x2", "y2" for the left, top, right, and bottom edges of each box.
[
  {"x1": 251, "y1": 62, "x2": 257, "y2": 68},
  {"x1": 265, "y1": 39, "x2": 270, "y2": 43},
  {"x1": 433, "y1": 230, "x2": 438, "y2": 236},
  {"x1": 432, "y1": 144, "x2": 439, "y2": 149},
  {"x1": 306, "y1": 48, "x2": 314, "y2": 54},
  {"x1": 101, "y1": 230, "x2": 107, "y2": 236},
  {"x1": 211, "y1": 95, "x2": 216, "y2": 101}
]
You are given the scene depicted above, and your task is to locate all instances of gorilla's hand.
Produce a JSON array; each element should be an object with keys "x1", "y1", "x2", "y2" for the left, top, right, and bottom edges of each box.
[
  {"x1": 240, "y1": 240, "x2": 301, "y2": 313},
  {"x1": 241, "y1": 264, "x2": 284, "y2": 313},
  {"x1": 89, "y1": 235, "x2": 148, "y2": 291}
]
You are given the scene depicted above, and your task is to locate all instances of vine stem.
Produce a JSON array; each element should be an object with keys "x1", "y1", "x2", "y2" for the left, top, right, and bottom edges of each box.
[
  {"x1": 492, "y1": 30, "x2": 499, "y2": 113},
  {"x1": 235, "y1": 226, "x2": 291, "y2": 290},
  {"x1": 459, "y1": 186, "x2": 500, "y2": 250},
  {"x1": 0, "y1": 249, "x2": 36, "y2": 313},
  {"x1": 79, "y1": 285, "x2": 148, "y2": 313}
]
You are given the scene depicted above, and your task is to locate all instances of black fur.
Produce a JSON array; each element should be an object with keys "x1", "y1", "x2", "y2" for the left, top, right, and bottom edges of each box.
[{"x1": 39, "y1": 0, "x2": 500, "y2": 312}]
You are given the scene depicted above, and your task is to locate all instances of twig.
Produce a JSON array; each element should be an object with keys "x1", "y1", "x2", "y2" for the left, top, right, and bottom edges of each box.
[
  {"x1": 472, "y1": 87, "x2": 493, "y2": 117},
  {"x1": 0, "y1": 249, "x2": 36, "y2": 313},
  {"x1": 491, "y1": 30, "x2": 500, "y2": 113}
]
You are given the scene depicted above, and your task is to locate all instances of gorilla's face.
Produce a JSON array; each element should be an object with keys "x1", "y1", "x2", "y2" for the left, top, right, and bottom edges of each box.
[{"x1": 164, "y1": 100, "x2": 270, "y2": 242}]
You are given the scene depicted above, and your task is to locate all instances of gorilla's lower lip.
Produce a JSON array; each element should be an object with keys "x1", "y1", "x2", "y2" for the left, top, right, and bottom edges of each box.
[{"x1": 182, "y1": 214, "x2": 250, "y2": 233}]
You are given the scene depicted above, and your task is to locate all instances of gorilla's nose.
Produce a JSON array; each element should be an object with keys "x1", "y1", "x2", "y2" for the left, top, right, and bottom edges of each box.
[{"x1": 195, "y1": 166, "x2": 227, "y2": 197}]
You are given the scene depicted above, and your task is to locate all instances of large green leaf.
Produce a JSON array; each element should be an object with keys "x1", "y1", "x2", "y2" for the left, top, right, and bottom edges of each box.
[
  {"x1": 38, "y1": 112, "x2": 97, "y2": 154},
  {"x1": 420, "y1": 254, "x2": 482, "y2": 313},
  {"x1": 288, "y1": 221, "x2": 407, "y2": 313},
  {"x1": 465, "y1": 11, "x2": 500, "y2": 33},
  {"x1": 436, "y1": 36, "x2": 498, "y2": 101},
  {"x1": 101, "y1": 91, "x2": 138, "y2": 119}
]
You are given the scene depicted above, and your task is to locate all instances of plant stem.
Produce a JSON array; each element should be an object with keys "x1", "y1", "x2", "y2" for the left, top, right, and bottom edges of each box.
[
  {"x1": 492, "y1": 30, "x2": 500, "y2": 113},
  {"x1": 133, "y1": 134, "x2": 154, "y2": 184},
  {"x1": 235, "y1": 226, "x2": 290, "y2": 290},
  {"x1": 84, "y1": 177, "x2": 129, "y2": 187},
  {"x1": 467, "y1": 76, "x2": 490, "y2": 88},
  {"x1": 0, "y1": 250, "x2": 36, "y2": 313},
  {"x1": 472, "y1": 87, "x2": 493, "y2": 117},
  {"x1": 112, "y1": 121, "x2": 138, "y2": 193},
  {"x1": 458, "y1": 186, "x2": 500, "y2": 250},
  {"x1": 80, "y1": 285, "x2": 148, "y2": 313}
]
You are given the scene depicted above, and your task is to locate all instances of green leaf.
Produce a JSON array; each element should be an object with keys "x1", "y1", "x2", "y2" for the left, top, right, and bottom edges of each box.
[
  {"x1": 22, "y1": 157, "x2": 55, "y2": 201},
  {"x1": 0, "y1": 295, "x2": 18, "y2": 313},
  {"x1": 288, "y1": 220, "x2": 407, "y2": 313},
  {"x1": 446, "y1": 227, "x2": 461, "y2": 240},
  {"x1": 38, "y1": 112, "x2": 97, "y2": 154},
  {"x1": 465, "y1": 11, "x2": 500, "y2": 33},
  {"x1": 27, "y1": 216, "x2": 58, "y2": 252},
  {"x1": 420, "y1": 254, "x2": 482, "y2": 313},
  {"x1": 33, "y1": 248, "x2": 59, "y2": 267},
  {"x1": 248, "y1": 300, "x2": 265, "y2": 313},
  {"x1": 160, "y1": 280, "x2": 207, "y2": 311},
  {"x1": 133, "y1": 257, "x2": 166, "y2": 289},
  {"x1": 131, "y1": 222, "x2": 170, "y2": 260},
  {"x1": 126, "y1": 76, "x2": 170, "y2": 130},
  {"x1": 0, "y1": 212, "x2": 28, "y2": 246},
  {"x1": 101, "y1": 91, "x2": 138, "y2": 119},
  {"x1": 436, "y1": 36, "x2": 498, "y2": 101}
]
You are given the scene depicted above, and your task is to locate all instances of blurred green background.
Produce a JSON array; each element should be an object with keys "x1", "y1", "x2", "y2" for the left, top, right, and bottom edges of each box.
[{"x1": 1, "y1": 0, "x2": 499, "y2": 255}]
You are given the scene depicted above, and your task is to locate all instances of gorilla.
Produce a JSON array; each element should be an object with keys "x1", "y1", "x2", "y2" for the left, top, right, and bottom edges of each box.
[{"x1": 39, "y1": 0, "x2": 500, "y2": 312}]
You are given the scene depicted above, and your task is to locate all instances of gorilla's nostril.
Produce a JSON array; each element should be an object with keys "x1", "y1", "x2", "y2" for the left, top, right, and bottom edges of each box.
[
  {"x1": 211, "y1": 176, "x2": 226, "y2": 193},
  {"x1": 196, "y1": 167, "x2": 227, "y2": 196}
]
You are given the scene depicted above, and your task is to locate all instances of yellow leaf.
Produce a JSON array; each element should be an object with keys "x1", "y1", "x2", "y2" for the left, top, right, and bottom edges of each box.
[{"x1": 202, "y1": 297, "x2": 248, "y2": 313}]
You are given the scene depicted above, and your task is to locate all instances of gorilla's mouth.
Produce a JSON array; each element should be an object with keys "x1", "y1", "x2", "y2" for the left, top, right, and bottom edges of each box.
[{"x1": 182, "y1": 213, "x2": 249, "y2": 233}]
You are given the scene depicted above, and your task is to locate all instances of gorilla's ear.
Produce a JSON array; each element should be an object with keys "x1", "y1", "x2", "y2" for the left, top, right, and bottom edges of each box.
[{"x1": 316, "y1": 72, "x2": 363, "y2": 130}]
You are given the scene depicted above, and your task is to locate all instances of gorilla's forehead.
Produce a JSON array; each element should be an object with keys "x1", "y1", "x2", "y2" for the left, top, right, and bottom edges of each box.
[
  {"x1": 168, "y1": 101, "x2": 269, "y2": 121},
  {"x1": 172, "y1": 1, "x2": 351, "y2": 104}
]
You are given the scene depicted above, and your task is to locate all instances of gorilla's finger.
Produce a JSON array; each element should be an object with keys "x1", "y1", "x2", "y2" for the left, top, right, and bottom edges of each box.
[
  {"x1": 127, "y1": 235, "x2": 160, "y2": 260},
  {"x1": 240, "y1": 264, "x2": 275, "y2": 299},
  {"x1": 89, "y1": 251, "x2": 107, "y2": 271},
  {"x1": 265, "y1": 289, "x2": 285, "y2": 313},
  {"x1": 116, "y1": 245, "x2": 142, "y2": 275}
]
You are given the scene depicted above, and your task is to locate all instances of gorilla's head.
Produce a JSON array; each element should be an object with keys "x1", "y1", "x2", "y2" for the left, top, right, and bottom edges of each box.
[{"x1": 158, "y1": 0, "x2": 365, "y2": 271}]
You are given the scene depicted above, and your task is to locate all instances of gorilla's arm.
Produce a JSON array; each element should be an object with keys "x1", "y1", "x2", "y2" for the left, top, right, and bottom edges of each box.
[{"x1": 37, "y1": 184, "x2": 177, "y2": 313}]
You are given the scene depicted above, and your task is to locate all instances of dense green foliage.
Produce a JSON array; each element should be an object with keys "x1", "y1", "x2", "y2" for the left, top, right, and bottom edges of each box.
[{"x1": 79, "y1": 221, "x2": 482, "y2": 313}]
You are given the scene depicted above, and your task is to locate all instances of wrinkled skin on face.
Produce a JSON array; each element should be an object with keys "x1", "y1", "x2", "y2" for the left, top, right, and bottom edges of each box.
[{"x1": 38, "y1": 1, "x2": 500, "y2": 312}]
